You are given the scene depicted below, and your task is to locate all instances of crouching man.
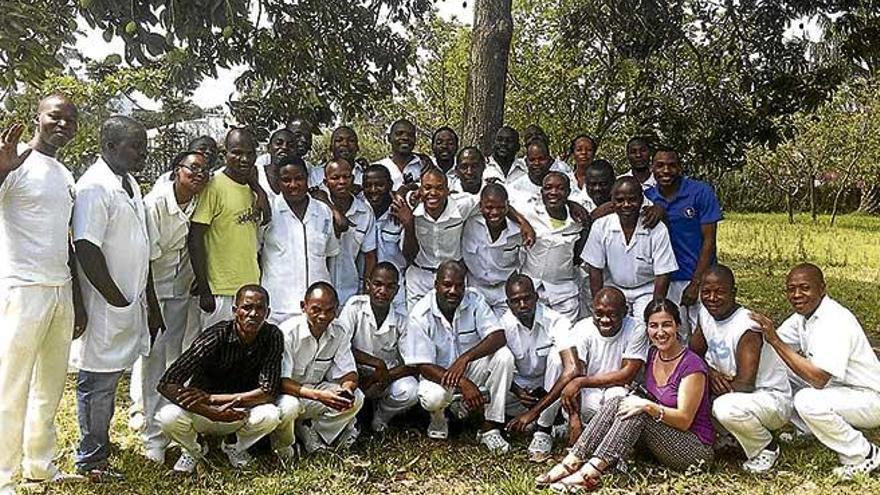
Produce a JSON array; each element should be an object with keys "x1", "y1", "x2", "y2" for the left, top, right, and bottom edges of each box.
[
  {"x1": 401, "y1": 260, "x2": 515, "y2": 453},
  {"x1": 156, "y1": 285, "x2": 283, "y2": 473},
  {"x1": 274, "y1": 282, "x2": 364, "y2": 455}
]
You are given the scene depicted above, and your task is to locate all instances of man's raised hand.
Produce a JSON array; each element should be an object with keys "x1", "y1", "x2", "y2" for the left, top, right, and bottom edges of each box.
[{"x1": 0, "y1": 123, "x2": 31, "y2": 173}]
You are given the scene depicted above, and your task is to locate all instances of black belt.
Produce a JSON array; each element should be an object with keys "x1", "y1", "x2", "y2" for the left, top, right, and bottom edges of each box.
[{"x1": 413, "y1": 259, "x2": 464, "y2": 273}]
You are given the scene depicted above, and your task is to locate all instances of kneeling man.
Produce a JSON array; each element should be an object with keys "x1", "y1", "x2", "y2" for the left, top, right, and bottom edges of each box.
[
  {"x1": 157, "y1": 285, "x2": 283, "y2": 472},
  {"x1": 401, "y1": 261, "x2": 515, "y2": 453}
]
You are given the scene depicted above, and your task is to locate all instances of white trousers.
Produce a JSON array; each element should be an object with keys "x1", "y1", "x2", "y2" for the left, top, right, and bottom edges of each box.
[
  {"x1": 537, "y1": 286, "x2": 580, "y2": 322},
  {"x1": 467, "y1": 279, "x2": 508, "y2": 319},
  {"x1": 156, "y1": 403, "x2": 281, "y2": 458},
  {"x1": 580, "y1": 386, "x2": 628, "y2": 419},
  {"x1": 199, "y1": 295, "x2": 236, "y2": 330},
  {"x1": 712, "y1": 390, "x2": 792, "y2": 459},
  {"x1": 360, "y1": 373, "x2": 419, "y2": 422},
  {"x1": 0, "y1": 284, "x2": 73, "y2": 491},
  {"x1": 791, "y1": 385, "x2": 880, "y2": 464},
  {"x1": 505, "y1": 350, "x2": 566, "y2": 428},
  {"x1": 418, "y1": 347, "x2": 515, "y2": 424},
  {"x1": 666, "y1": 281, "x2": 701, "y2": 342},
  {"x1": 405, "y1": 265, "x2": 434, "y2": 312},
  {"x1": 274, "y1": 384, "x2": 365, "y2": 448}
]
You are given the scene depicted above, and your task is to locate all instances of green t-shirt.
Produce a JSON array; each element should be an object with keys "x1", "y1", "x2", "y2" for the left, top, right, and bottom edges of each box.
[{"x1": 191, "y1": 172, "x2": 261, "y2": 296}]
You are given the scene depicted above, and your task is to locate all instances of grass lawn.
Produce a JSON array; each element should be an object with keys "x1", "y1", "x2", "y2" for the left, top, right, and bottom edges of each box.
[{"x1": 39, "y1": 213, "x2": 880, "y2": 494}]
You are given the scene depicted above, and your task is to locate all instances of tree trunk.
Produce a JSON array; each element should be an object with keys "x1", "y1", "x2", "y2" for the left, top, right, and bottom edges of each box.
[
  {"x1": 461, "y1": 0, "x2": 513, "y2": 155},
  {"x1": 858, "y1": 184, "x2": 880, "y2": 214}
]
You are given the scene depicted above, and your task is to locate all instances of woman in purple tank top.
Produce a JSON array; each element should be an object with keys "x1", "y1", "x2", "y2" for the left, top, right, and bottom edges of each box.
[{"x1": 536, "y1": 298, "x2": 714, "y2": 492}]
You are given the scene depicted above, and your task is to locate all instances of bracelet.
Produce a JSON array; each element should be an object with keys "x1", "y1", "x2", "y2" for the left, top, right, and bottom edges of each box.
[{"x1": 655, "y1": 405, "x2": 665, "y2": 423}]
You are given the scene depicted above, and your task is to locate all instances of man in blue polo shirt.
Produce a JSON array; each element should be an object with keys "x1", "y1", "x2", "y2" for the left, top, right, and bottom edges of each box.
[{"x1": 644, "y1": 145, "x2": 722, "y2": 341}]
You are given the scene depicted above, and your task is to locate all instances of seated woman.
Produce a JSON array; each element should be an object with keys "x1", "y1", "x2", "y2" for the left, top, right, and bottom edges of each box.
[{"x1": 536, "y1": 298, "x2": 714, "y2": 492}]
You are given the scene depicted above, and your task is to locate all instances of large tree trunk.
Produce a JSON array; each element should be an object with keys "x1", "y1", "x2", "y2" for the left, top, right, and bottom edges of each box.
[{"x1": 461, "y1": 0, "x2": 513, "y2": 155}]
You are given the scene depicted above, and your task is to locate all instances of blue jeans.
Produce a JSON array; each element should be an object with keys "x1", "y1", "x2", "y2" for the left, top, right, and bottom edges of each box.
[{"x1": 75, "y1": 370, "x2": 124, "y2": 471}]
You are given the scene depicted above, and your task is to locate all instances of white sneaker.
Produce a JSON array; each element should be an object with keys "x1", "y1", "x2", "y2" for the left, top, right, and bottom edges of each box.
[
  {"x1": 128, "y1": 412, "x2": 145, "y2": 432},
  {"x1": 427, "y1": 411, "x2": 449, "y2": 440},
  {"x1": 221, "y1": 441, "x2": 253, "y2": 469},
  {"x1": 173, "y1": 443, "x2": 206, "y2": 474},
  {"x1": 742, "y1": 446, "x2": 780, "y2": 474},
  {"x1": 834, "y1": 443, "x2": 880, "y2": 480},
  {"x1": 551, "y1": 423, "x2": 569, "y2": 441},
  {"x1": 371, "y1": 407, "x2": 389, "y2": 433},
  {"x1": 297, "y1": 423, "x2": 327, "y2": 454},
  {"x1": 528, "y1": 431, "x2": 553, "y2": 462},
  {"x1": 477, "y1": 429, "x2": 510, "y2": 453}
]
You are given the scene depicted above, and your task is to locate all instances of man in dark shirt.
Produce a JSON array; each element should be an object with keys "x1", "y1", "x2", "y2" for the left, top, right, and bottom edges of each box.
[{"x1": 156, "y1": 284, "x2": 283, "y2": 473}]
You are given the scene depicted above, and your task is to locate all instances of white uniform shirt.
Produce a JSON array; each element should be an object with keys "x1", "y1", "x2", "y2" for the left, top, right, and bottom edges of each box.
[
  {"x1": 338, "y1": 295, "x2": 407, "y2": 369},
  {"x1": 401, "y1": 288, "x2": 502, "y2": 368},
  {"x1": 776, "y1": 296, "x2": 880, "y2": 393},
  {"x1": 144, "y1": 180, "x2": 198, "y2": 299},
  {"x1": 279, "y1": 314, "x2": 356, "y2": 384},
  {"x1": 329, "y1": 195, "x2": 377, "y2": 305},
  {"x1": 412, "y1": 193, "x2": 480, "y2": 270},
  {"x1": 581, "y1": 213, "x2": 678, "y2": 293},
  {"x1": 569, "y1": 316, "x2": 649, "y2": 376},
  {"x1": 255, "y1": 154, "x2": 324, "y2": 190},
  {"x1": 372, "y1": 207, "x2": 407, "y2": 272},
  {"x1": 618, "y1": 170, "x2": 657, "y2": 190},
  {"x1": 505, "y1": 157, "x2": 572, "y2": 184},
  {"x1": 698, "y1": 306, "x2": 790, "y2": 394},
  {"x1": 516, "y1": 199, "x2": 583, "y2": 304},
  {"x1": 0, "y1": 147, "x2": 75, "y2": 287},
  {"x1": 375, "y1": 156, "x2": 425, "y2": 191},
  {"x1": 72, "y1": 158, "x2": 150, "y2": 372},
  {"x1": 462, "y1": 216, "x2": 523, "y2": 288},
  {"x1": 260, "y1": 196, "x2": 340, "y2": 318},
  {"x1": 500, "y1": 303, "x2": 572, "y2": 387}
]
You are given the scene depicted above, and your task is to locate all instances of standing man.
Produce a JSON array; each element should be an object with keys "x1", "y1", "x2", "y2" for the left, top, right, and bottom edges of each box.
[
  {"x1": 256, "y1": 128, "x2": 297, "y2": 195},
  {"x1": 645, "y1": 145, "x2": 722, "y2": 339},
  {"x1": 449, "y1": 147, "x2": 492, "y2": 194},
  {"x1": 375, "y1": 119, "x2": 425, "y2": 192},
  {"x1": 487, "y1": 125, "x2": 520, "y2": 182},
  {"x1": 362, "y1": 164, "x2": 408, "y2": 313},
  {"x1": 620, "y1": 136, "x2": 656, "y2": 190},
  {"x1": 325, "y1": 125, "x2": 367, "y2": 188},
  {"x1": 401, "y1": 261, "x2": 515, "y2": 453},
  {"x1": 431, "y1": 126, "x2": 459, "y2": 174},
  {"x1": 751, "y1": 264, "x2": 880, "y2": 480},
  {"x1": 190, "y1": 128, "x2": 270, "y2": 329},
  {"x1": 72, "y1": 115, "x2": 160, "y2": 480},
  {"x1": 0, "y1": 95, "x2": 82, "y2": 494}
]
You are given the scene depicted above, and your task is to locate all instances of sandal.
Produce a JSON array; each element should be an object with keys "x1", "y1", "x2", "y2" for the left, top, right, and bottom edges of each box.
[
  {"x1": 535, "y1": 458, "x2": 583, "y2": 487},
  {"x1": 548, "y1": 459, "x2": 605, "y2": 493}
]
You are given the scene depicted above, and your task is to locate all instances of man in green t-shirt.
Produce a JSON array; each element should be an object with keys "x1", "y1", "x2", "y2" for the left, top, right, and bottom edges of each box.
[{"x1": 189, "y1": 128, "x2": 271, "y2": 328}]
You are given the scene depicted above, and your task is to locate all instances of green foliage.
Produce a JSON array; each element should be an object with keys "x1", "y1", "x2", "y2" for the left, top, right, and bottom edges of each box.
[{"x1": 0, "y1": 0, "x2": 78, "y2": 89}]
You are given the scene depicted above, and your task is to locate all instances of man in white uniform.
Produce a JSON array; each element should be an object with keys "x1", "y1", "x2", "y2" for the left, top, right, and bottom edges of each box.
[
  {"x1": 338, "y1": 262, "x2": 418, "y2": 432},
  {"x1": 0, "y1": 96, "x2": 82, "y2": 494},
  {"x1": 72, "y1": 116, "x2": 160, "y2": 480},
  {"x1": 362, "y1": 164, "x2": 408, "y2": 313},
  {"x1": 689, "y1": 265, "x2": 791, "y2": 473},
  {"x1": 374, "y1": 119, "x2": 425, "y2": 192},
  {"x1": 401, "y1": 261, "x2": 515, "y2": 453},
  {"x1": 582, "y1": 177, "x2": 678, "y2": 324},
  {"x1": 618, "y1": 136, "x2": 656, "y2": 190},
  {"x1": 274, "y1": 283, "x2": 364, "y2": 454},
  {"x1": 449, "y1": 147, "x2": 497, "y2": 194},
  {"x1": 752, "y1": 263, "x2": 880, "y2": 480}
]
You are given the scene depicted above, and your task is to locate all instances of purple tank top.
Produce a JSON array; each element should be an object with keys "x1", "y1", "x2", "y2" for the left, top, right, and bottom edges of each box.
[{"x1": 645, "y1": 347, "x2": 715, "y2": 445}]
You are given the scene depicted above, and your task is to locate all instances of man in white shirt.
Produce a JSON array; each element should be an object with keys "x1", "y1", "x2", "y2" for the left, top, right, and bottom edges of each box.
[
  {"x1": 582, "y1": 177, "x2": 678, "y2": 324},
  {"x1": 362, "y1": 164, "x2": 407, "y2": 313},
  {"x1": 449, "y1": 147, "x2": 496, "y2": 194},
  {"x1": 374, "y1": 119, "x2": 425, "y2": 192},
  {"x1": 752, "y1": 263, "x2": 880, "y2": 480},
  {"x1": 559, "y1": 288, "x2": 648, "y2": 442},
  {"x1": 324, "y1": 158, "x2": 377, "y2": 306},
  {"x1": 619, "y1": 136, "x2": 656, "y2": 190},
  {"x1": 338, "y1": 262, "x2": 418, "y2": 432},
  {"x1": 0, "y1": 96, "x2": 83, "y2": 494},
  {"x1": 431, "y1": 126, "x2": 458, "y2": 175},
  {"x1": 501, "y1": 274, "x2": 580, "y2": 461},
  {"x1": 72, "y1": 116, "x2": 161, "y2": 480},
  {"x1": 486, "y1": 126, "x2": 520, "y2": 182},
  {"x1": 689, "y1": 264, "x2": 792, "y2": 473},
  {"x1": 462, "y1": 183, "x2": 523, "y2": 316},
  {"x1": 137, "y1": 151, "x2": 210, "y2": 463},
  {"x1": 274, "y1": 283, "x2": 364, "y2": 454},
  {"x1": 401, "y1": 261, "x2": 515, "y2": 452},
  {"x1": 254, "y1": 128, "x2": 297, "y2": 195},
  {"x1": 325, "y1": 125, "x2": 366, "y2": 188},
  {"x1": 261, "y1": 157, "x2": 339, "y2": 324}
]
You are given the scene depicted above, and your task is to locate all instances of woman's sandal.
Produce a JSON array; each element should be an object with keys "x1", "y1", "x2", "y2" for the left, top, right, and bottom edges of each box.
[
  {"x1": 548, "y1": 459, "x2": 605, "y2": 493},
  {"x1": 535, "y1": 458, "x2": 583, "y2": 487}
]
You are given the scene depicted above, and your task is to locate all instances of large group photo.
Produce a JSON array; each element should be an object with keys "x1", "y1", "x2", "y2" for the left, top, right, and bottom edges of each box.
[{"x1": 2, "y1": 1, "x2": 880, "y2": 494}]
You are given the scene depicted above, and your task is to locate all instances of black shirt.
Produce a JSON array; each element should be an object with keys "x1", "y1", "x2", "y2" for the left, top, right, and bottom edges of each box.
[{"x1": 159, "y1": 320, "x2": 284, "y2": 396}]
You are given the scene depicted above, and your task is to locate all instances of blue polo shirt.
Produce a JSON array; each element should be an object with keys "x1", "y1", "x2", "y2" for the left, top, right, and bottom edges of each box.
[{"x1": 645, "y1": 177, "x2": 722, "y2": 282}]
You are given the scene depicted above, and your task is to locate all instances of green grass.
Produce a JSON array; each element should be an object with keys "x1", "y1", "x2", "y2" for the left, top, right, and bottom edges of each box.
[{"x1": 37, "y1": 213, "x2": 880, "y2": 494}]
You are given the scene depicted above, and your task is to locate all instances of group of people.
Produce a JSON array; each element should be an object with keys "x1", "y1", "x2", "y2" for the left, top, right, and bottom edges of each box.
[{"x1": 1, "y1": 93, "x2": 880, "y2": 494}]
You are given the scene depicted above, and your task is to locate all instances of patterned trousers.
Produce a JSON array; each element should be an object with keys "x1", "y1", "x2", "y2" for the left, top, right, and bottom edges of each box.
[{"x1": 570, "y1": 396, "x2": 714, "y2": 471}]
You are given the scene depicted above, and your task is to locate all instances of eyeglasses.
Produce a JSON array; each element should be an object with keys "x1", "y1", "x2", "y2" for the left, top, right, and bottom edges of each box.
[{"x1": 181, "y1": 164, "x2": 212, "y2": 178}]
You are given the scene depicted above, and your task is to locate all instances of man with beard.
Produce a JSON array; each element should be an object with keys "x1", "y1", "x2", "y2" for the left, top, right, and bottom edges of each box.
[{"x1": 619, "y1": 136, "x2": 656, "y2": 190}]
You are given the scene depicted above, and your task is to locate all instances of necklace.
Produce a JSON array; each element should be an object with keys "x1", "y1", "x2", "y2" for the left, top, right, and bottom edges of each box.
[{"x1": 658, "y1": 346, "x2": 686, "y2": 362}]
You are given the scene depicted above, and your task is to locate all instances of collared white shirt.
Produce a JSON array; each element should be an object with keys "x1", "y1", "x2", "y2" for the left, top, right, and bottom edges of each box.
[
  {"x1": 401, "y1": 288, "x2": 502, "y2": 368},
  {"x1": 569, "y1": 316, "x2": 648, "y2": 376},
  {"x1": 698, "y1": 306, "x2": 791, "y2": 394},
  {"x1": 500, "y1": 303, "x2": 572, "y2": 387},
  {"x1": 618, "y1": 170, "x2": 657, "y2": 190},
  {"x1": 462, "y1": 216, "x2": 523, "y2": 288},
  {"x1": 516, "y1": 199, "x2": 583, "y2": 302},
  {"x1": 260, "y1": 195, "x2": 340, "y2": 318},
  {"x1": 279, "y1": 314, "x2": 356, "y2": 384},
  {"x1": 776, "y1": 296, "x2": 880, "y2": 393},
  {"x1": 372, "y1": 206, "x2": 407, "y2": 272},
  {"x1": 412, "y1": 193, "x2": 480, "y2": 270},
  {"x1": 72, "y1": 158, "x2": 150, "y2": 372},
  {"x1": 0, "y1": 147, "x2": 75, "y2": 287},
  {"x1": 338, "y1": 295, "x2": 407, "y2": 369},
  {"x1": 505, "y1": 157, "x2": 572, "y2": 184},
  {"x1": 374, "y1": 156, "x2": 426, "y2": 191},
  {"x1": 144, "y1": 180, "x2": 198, "y2": 299},
  {"x1": 581, "y1": 213, "x2": 678, "y2": 292},
  {"x1": 255, "y1": 154, "x2": 324, "y2": 190},
  {"x1": 329, "y1": 195, "x2": 377, "y2": 306}
]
